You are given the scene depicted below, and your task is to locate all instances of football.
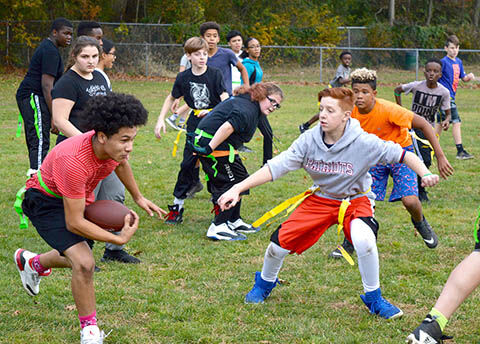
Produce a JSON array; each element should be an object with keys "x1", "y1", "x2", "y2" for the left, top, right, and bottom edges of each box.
[{"x1": 84, "y1": 200, "x2": 133, "y2": 232}]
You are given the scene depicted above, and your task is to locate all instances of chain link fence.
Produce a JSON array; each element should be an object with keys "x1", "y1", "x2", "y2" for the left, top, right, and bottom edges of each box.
[{"x1": 3, "y1": 21, "x2": 480, "y2": 84}]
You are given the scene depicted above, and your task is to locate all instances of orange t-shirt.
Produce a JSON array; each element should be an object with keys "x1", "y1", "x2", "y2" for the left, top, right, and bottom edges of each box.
[{"x1": 352, "y1": 98, "x2": 414, "y2": 147}]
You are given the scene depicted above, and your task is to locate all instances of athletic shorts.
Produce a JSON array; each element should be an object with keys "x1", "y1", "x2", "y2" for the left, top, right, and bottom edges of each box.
[
  {"x1": 437, "y1": 100, "x2": 460, "y2": 124},
  {"x1": 369, "y1": 145, "x2": 418, "y2": 202},
  {"x1": 22, "y1": 188, "x2": 91, "y2": 254},
  {"x1": 274, "y1": 195, "x2": 374, "y2": 255}
]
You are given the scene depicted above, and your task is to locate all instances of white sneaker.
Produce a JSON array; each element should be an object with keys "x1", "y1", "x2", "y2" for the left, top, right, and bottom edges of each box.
[
  {"x1": 14, "y1": 248, "x2": 50, "y2": 296},
  {"x1": 26, "y1": 168, "x2": 37, "y2": 177},
  {"x1": 228, "y1": 218, "x2": 259, "y2": 233},
  {"x1": 206, "y1": 222, "x2": 247, "y2": 241},
  {"x1": 80, "y1": 325, "x2": 106, "y2": 344}
]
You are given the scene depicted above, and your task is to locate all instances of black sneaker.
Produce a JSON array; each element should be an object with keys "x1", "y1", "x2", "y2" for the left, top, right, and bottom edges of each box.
[
  {"x1": 418, "y1": 190, "x2": 430, "y2": 203},
  {"x1": 165, "y1": 204, "x2": 184, "y2": 225},
  {"x1": 299, "y1": 123, "x2": 310, "y2": 133},
  {"x1": 329, "y1": 238, "x2": 355, "y2": 259},
  {"x1": 456, "y1": 150, "x2": 473, "y2": 160},
  {"x1": 412, "y1": 216, "x2": 438, "y2": 249},
  {"x1": 101, "y1": 249, "x2": 140, "y2": 264},
  {"x1": 238, "y1": 145, "x2": 253, "y2": 153},
  {"x1": 406, "y1": 315, "x2": 448, "y2": 344},
  {"x1": 186, "y1": 181, "x2": 204, "y2": 199}
]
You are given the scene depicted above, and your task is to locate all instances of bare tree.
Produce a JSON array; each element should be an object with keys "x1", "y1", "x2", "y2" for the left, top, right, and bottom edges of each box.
[
  {"x1": 426, "y1": 0, "x2": 434, "y2": 26},
  {"x1": 389, "y1": 0, "x2": 395, "y2": 25},
  {"x1": 474, "y1": 0, "x2": 480, "y2": 27}
]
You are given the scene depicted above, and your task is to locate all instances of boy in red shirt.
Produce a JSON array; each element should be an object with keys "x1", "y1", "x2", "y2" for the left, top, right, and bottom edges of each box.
[{"x1": 14, "y1": 93, "x2": 165, "y2": 344}]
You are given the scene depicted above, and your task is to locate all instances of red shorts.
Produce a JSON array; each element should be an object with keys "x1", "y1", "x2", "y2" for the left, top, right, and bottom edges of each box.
[{"x1": 278, "y1": 195, "x2": 374, "y2": 254}]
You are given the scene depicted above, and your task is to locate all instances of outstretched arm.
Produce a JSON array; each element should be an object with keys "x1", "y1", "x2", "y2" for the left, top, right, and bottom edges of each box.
[
  {"x1": 412, "y1": 114, "x2": 453, "y2": 179},
  {"x1": 402, "y1": 151, "x2": 439, "y2": 187},
  {"x1": 218, "y1": 165, "x2": 273, "y2": 210}
]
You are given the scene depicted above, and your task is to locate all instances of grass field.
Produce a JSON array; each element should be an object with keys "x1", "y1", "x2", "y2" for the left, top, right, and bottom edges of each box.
[{"x1": 1, "y1": 72, "x2": 480, "y2": 343}]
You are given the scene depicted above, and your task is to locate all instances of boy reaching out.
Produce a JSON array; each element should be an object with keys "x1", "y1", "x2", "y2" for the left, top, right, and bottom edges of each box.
[
  {"x1": 394, "y1": 58, "x2": 452, "y2": 203},
  {"x1": 330, "y1": 68, "x2": 453, "y2": 258},
  {"x1": 218, "y1": 87, "x2": 439, "y2": 319}
]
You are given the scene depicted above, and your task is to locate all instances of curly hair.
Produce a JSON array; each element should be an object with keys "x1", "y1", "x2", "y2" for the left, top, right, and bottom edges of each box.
[
  {"x1": 318, "y1": 88, "x2": 355, "y2": 112},
  {"x1": 199, "y1": 21, "x2": 220, "y2": 36},
  {"x1": 350, "y1": 68, "x2": 377, "y2": 90},
  {"x1": 233, "y1": 82, "x2": 284, "y2": 102},
  {"x1": 81, "y1": 93, "x2": 148, "y2": 137}
]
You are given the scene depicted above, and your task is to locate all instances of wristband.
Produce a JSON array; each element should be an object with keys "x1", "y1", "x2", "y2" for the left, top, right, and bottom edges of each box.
[
  {"x1": 394, "y1": 91, "x2": 401, "y2": 97},
  {"x1": 422, "y1": 173, "x2": 433, "y2": 178}
]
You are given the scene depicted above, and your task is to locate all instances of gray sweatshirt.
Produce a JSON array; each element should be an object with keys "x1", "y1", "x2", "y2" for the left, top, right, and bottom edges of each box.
[{"x1": 267, "y1": 118, "x2": 405, "y2": 201}]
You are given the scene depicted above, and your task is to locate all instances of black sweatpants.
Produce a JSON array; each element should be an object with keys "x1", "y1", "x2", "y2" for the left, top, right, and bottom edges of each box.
[
  {"x1": 173, "y1": 142, "x2": 200, "y2": 199},
  {"x1": 16, "y1": 93, "x2": 51, "y2": 170}
]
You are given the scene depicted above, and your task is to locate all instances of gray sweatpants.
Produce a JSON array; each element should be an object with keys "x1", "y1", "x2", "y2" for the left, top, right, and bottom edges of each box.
[{"x1": 94, "y1": 171, "x2": 126, "y2": 251}]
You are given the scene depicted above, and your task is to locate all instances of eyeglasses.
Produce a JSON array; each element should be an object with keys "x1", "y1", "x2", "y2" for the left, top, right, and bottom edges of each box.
[{"x1": 267, "y1": 96, "x2": 281, "y2": 110}]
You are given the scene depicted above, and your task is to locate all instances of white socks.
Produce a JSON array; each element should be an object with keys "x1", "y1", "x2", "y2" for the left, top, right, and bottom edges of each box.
[
  {"x1": 350, "y1": 218, "x2": 380, "y2": 293},
  {"x1": 261, "y1": 242, "x2": 290, "y2": 282}
]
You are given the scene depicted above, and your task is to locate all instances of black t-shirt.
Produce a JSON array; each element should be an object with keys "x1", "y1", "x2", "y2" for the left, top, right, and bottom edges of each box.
[
  {"x1": 197, "y1": 94, "x2": 261, "y2": 150},
  {"x1": 171, "y1": 67, "x2": 226, "y2": 131},
  {"x1": 16, "y1": 39, "x2": 64, "y2": 99},
  {"x1": 52, "y1": 69, "x2": 110, "y2": 143}
]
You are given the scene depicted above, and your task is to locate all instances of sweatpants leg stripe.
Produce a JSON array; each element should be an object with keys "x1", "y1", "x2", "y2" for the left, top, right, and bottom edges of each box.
[{"x1": 32, "y1": 94, "x2": 43, "y2": 169}]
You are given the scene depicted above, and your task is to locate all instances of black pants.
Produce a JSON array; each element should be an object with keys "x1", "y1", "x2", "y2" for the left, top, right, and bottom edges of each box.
[
  {"x1": 16, "y1": 93, "x2": 51, "y2": 170},
  {"x1": 258, "y1": 115, "x2": 273, "y2": 165},
  {"x1": 173, "y1": 142, "x2": 200, "y2": 199},
  {"x1": 199, "y1": 154, "x2": 249, "y2": 203}
]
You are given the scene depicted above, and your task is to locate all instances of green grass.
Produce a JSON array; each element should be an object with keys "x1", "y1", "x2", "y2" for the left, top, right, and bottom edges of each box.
[{"x1": 1, "y1": 73, "x2": 480, "y2": 343}]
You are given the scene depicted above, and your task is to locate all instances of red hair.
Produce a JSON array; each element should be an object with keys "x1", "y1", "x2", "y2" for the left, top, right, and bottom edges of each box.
[
  {"x1": 318, "y1": 87, "x2": 354, "y2": 112},
  {"x1": 234, "y1": 82, "x2": 283, "y2": 102}
]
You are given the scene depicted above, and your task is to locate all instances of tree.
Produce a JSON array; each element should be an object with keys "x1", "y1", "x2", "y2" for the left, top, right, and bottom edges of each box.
[
  {"x1": 389, "y1": 0, "x2": 395, "y2": 25},
  {"x1": 474, "y1": 0, "x2": 480, "y2": 27}
]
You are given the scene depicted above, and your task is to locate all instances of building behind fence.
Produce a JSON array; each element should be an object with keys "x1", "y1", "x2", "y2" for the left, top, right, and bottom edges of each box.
[{"x1": 2, "y1": 21, "x2": 480, "y2": 83}]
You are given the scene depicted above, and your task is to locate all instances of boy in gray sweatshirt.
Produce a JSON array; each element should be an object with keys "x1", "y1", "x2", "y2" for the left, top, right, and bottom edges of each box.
[{"x1": 217, "y1": 87, "x2": 439, "y2": 319}]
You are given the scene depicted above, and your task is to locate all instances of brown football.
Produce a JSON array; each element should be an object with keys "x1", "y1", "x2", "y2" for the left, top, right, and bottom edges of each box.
[{"x1": 84, "y1": 200, "x2": 133, "y2": 232}]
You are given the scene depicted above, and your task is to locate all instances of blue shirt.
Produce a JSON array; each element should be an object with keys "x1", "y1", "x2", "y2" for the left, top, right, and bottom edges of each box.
[
  {"x1": 207, "y1": 47, "x2": 238, "y2": 95},
  {"x1": 242, "y1": 58, "x2": 263, "y2": 85},
  {"x1": 438, "y1": 56, "x2": 466, "y2": 99}
]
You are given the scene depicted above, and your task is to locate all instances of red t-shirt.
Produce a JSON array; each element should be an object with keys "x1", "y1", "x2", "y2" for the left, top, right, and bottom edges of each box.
[
  {"x1": 352, "y1": 98, "x2": 414, "y2": 148},
  {"x1": 26, "y1": 131, "x2": 119, "y2": 205}
]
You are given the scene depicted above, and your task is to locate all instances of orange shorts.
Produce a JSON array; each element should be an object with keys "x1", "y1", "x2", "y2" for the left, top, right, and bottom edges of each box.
[{"x1": 278, "y1": 195, "x2": 374, "y2": 254}]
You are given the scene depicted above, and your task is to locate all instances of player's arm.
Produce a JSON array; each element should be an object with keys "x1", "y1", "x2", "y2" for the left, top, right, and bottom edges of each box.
[
  {"x1": 52, "y1": 98, "x2": 83, "y2": 137},
  {"x1": 41, "y1": 74, "x2": 55, "y2": 115},
  {"x1": 393, "y1": 85, "x2": 404, "y2": 106},
  {"x1": 412, "y1": 114, "x2": 453, "y2": 179},
  {"x1": 441, "y1": 108, "x2": 451, "y2": 130},
  {"x1": 218, "y1": 165, "x2": 273, "y2": 210},
  {"x1": 154, "y1": 94, "x2": 177, "y2": 139},
  {"x1": 402, "y1": 151, "x2": 439, "y2": 188},
  {"x1": 115, "y1": 159, "x2": 166, "y2": 217},
  {"x1": 179, "y1": 65, "x2": 186, "y2": 73},
  {"x1": 63, "y1": 196, "x2": 139, "y2": 245},
  {"x1": 236, "y1": 60, "x2": 250, "y2": 87}
]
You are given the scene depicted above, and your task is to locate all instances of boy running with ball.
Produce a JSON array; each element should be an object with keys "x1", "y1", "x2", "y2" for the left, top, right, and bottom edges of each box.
[
  {"x1": 218, "y1": 87, "x2": 439, "y2": 319},
  {"x1": 14, "y1": 93, "x2": 165, "y2": 344}
]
